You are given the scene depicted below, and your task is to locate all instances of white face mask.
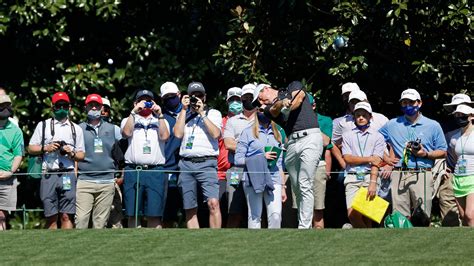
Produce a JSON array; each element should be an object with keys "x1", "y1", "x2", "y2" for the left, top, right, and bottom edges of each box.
[{"x1": 87, "y1": 109, "x2": 101, "y2": 120}]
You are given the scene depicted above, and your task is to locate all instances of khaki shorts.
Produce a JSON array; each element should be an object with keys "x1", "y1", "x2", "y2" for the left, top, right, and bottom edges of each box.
[
  {"x1": 344, "y1": 173, "x2": 370, "y2": 209},
  {"x1": 291, "y1": 162, "x2": 328, "y2": 210},
  {"x1": 0, "y1": 178, "x2": 18, "y2": 211}
]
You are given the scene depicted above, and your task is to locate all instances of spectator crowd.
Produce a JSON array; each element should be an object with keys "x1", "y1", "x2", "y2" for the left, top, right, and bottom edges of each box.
[{"x1": 0, "y1": 82, "x2": 473, "y2": 230}]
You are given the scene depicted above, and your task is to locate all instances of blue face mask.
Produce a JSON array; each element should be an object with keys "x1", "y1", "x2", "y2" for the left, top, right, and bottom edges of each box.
[
  {"x1": 87, "y1": 110, "x2": 101, "y2": 120},
  {"x1": 401, "y1": 105, "x2": 420, "y2": 116},
  {"x1": 356, "y1": 123, "x2": 370, "y2": 131},
  {"x1": 228, "y1": 101, "x2": 243, "y2": 115},
  {"x1": 164, "y1": 95, "x2": 181, "y2": 111}
]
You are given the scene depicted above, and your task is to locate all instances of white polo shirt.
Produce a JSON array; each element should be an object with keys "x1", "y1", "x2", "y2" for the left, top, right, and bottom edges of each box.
[
  {"x1": 332, "y1": 111, "x2": 389, "y2": 145},
  {"x1": 29, "y1": 118, "x2": 85, "y2": 170},
  {"x1": 179, "y1": 109, "x2": 222, "y2": 158},
  {"x1": 121, "y1": 115, "x2": 169, "y2": 165}
]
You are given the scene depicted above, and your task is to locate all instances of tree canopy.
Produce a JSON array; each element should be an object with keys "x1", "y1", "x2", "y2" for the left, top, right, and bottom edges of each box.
[{"x1": 1, "y1": 0, "x2": 472, "y2": 137}]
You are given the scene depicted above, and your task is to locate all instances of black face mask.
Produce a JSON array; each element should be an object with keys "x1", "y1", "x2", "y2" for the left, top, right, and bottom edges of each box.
[
  {"x1": 242, "y1": 99, "x2": 255, "y2": 111},
  {"x1": 0, "y1": 107, "x2": 12, "y2": 120},
  {"x1": 455, "y1": 115, "x2": 470, "y2": 128}
]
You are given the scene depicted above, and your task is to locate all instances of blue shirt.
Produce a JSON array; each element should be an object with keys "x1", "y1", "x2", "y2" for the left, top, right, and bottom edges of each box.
[
  {"x1": 163, "y1": 112, "x2": 182, "y2": 171},
  {"x1": 379, "y1": 114, "x2": 447, "y2": 168},
  {"x1": 342, "y1": 127, "x2": 385, "y2": 172},
  {"x1": 235, "y1": 123, "x2": 283, "y2": 184}
]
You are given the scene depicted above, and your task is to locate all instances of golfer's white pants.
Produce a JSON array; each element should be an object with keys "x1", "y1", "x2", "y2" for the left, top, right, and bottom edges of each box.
[
  {"x1": 243, "y1": 184, "x2": 282, "y2": 229},
  {"x1": 285, "y1": 128, "x2": 323, "y2": 229}
]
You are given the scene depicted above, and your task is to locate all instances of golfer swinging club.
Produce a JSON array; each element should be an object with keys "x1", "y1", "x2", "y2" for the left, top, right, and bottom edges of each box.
[{"x1": 253, "y1": 81, "x2": 323, "y2": 229}]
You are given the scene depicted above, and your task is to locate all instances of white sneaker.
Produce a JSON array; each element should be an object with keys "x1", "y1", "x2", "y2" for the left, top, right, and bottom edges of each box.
[{"x1": 342, "y1": 223, "x2": 353, "y2": 229}]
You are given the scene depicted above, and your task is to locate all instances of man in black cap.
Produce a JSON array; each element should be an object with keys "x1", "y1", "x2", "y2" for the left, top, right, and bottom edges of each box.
[
  {"x1": 174, "y1": 82, "x2": 223, "y2": 228},
  {"x1": 121, "y1": 89, "x2": 170, "y2": 228},
  {"x1": 254, "y1": 81, "x2": 323, "y2": 229}
]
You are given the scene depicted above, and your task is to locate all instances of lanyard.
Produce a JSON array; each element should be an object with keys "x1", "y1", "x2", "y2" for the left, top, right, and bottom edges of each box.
[
  {"x1": 460, "y1": 129, "x2": 473, "y2": 159},
  {"x1": 190, "y1": 117, "x2": 202, "y2": 137},
  {"x1": 356, "y1": 132, "x2": 369, "y2": 157}
]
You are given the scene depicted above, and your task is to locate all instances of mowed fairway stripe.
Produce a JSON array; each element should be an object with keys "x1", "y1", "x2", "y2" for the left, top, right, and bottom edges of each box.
[{"x1": 1, "y1": 228, "x2": 473, "y2": 264}]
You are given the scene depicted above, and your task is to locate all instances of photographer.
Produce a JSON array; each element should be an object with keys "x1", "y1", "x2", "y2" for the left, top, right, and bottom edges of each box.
[
  {"x1": 121, "y1": 89, "x2": 170, "y2": 228},
  {"x1": 28, "y1": 92, "x2": 85, "y2": 229},
  {"x1": 379, "y1": 89, "x2": 447, "y2": 220},
  {"x1": 174, "y1": 82, "x2": 222, "y2": 228}
]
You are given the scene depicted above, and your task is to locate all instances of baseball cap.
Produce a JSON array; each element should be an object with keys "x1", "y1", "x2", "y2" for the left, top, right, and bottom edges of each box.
[
  {"x1": 0, "y1": 95, "x2": 11, "y2": 104},
  {"x1": 188, "y1": 82, "x2": 205, "y2": 94},
  {"x1": 452, "y1": 104, "x2": 474, "y2": 115},
  {"x1": 400, "y1": 88, "x2": 421, "y2": 101},
  {"x1": 354, "y1": 102, "x2": 372, "y2": 114},
  {"x1": 52, "y1": 92, "x2": 70, "y2": 104},
  {"x1": 348, "y1": 90, "x2": 367, "y2": 102},
  {"x1": 226, "y1": 87, "x2": 242, "y2": 101},
  {"x1": 444, "y1": 93, "x2": 473, "y2": 107},
  {"x1": 85, "y1": 94, "x2": 103, "y2": 105},
  {"x1": 135, "y1": 89, "x2": 154, "y2": 100},
  {"x1": 341, "y1": 82, "x2": 360, "y2": 95},
  {"x1": 242, "y1": 83, "x2": 256, "y2": 96},
  {"x1": 102, "y1": 97, "x2": 111, "y2": 107},
  {"x1": 160, "y1": 82, "x2": 179, "y2": 97},
  {"x1": 287, "y1": 81, "x2": 304, "y2": 91},
  {"x1": 253, "y1": 83, "x2": 270, "y2": 104}
]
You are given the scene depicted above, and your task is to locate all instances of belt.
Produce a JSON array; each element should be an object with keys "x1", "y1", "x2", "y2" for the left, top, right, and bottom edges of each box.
[
  {"x1": 126, "y1": 164, "x2": 162, "y2": 170},
  {"x1": 46, "y1": 168, "x2": 73, "y2": 173},
  {"x1": 182, "y1": 156, "x2": 217, "y2": 163},
  {"x1": 290, "y1": 128, "x2": 320, "y2": 139},
  {"x1": 393, "y1": 167, "x2": 432, "y2": 172}
]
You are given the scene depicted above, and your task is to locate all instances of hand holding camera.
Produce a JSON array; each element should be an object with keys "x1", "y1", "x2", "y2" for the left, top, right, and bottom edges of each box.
[
  {"x1": 406, "y1": 138, "x2": 428, "y2": 158},
  {"x1": 190, "y1": 95, "x2": 204, "y2": 114},
  {"x1": 53, "y1": 140, "x2": 74, "y2": 156},
  {"x1": 133, "y1": 100, "x2": 154, "y2": 113}
]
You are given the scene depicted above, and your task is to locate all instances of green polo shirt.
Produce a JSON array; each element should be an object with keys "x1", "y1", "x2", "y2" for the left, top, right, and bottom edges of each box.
[
  {"x1": 0, "y1": 121, "x2": 24, "y2": 171},
  {"x1": 317, "y1": 113, "x2": 333, "y2": 159}
]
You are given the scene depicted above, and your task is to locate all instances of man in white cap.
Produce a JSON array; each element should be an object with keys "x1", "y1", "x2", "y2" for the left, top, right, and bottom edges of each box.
[
  {"x1": 332, "y1": 89, "x2": 388, "y2": 146},
  {"x1": 379, "y1": 88, "x2": 447, "y2": 221},
  {"x1": 341, "y1": 102, "x2": 385, "y2": 228},
  {"x1": 223, "y1": 84, "x2": 257, "y2": 227},
  {"x1": 254, "y1": 81, "x2": 323, "y2": 229}
]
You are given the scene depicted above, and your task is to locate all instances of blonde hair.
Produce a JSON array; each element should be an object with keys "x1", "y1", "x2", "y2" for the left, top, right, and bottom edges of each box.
[{"x1": 252, "y1": 119, "x2": 282, "y2": 144}]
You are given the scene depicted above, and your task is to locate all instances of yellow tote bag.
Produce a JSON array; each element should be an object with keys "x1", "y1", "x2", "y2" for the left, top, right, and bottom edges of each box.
[{"x1": 351, "y1": 187, "x2": 389, "y2": 223}]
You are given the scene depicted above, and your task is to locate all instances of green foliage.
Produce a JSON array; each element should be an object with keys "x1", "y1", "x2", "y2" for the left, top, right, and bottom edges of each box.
[
  {"x1": 0, "y1": 0, "x2": 472, "y2": 145},
  {"x1": 9, "y1": 211, "x2": 46, "y2": 230}
]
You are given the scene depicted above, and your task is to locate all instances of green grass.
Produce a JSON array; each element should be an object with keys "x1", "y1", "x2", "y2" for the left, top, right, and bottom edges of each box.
[{"x1": 1, "y1": 228, "x2": 473, "y2": 265}]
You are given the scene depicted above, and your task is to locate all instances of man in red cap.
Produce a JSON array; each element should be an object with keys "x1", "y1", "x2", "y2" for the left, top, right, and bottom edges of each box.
[
  {"x1": 28, "y1": 91, "x2": 85, "y2": 229},
  {"x1": 75, "y1": 94, "x2": 122, "y2": 229}
]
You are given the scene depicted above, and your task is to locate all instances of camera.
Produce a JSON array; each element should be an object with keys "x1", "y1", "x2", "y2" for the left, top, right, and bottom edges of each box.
[
  {"x1": 190, "y1": 95, "x2": 198, "y2": 108},
  {"x1": 407, "y1": 138, "x2": 422, "y2": 152},
  {"x1": 144, "y1": 101, "x2": 153, "y2": 108},
  {"x1": 53, "y1": 140, "x2": 69, "y2": 155}
]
